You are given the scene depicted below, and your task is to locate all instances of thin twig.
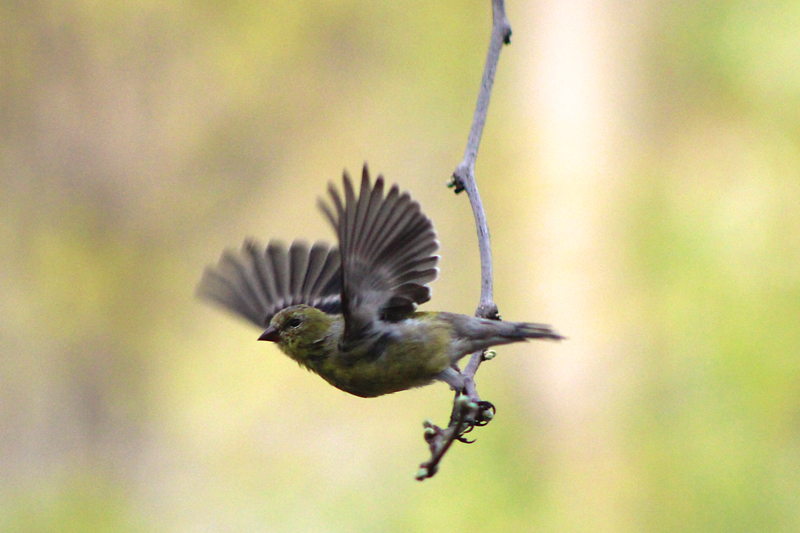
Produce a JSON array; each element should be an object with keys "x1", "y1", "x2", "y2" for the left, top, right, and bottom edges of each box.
[
  {"x1": 417, "y1": 0, "x2": 511, "y2": 481},
  {"x1": 450, "y1": 0, "x2": 511, "y2": 318}
]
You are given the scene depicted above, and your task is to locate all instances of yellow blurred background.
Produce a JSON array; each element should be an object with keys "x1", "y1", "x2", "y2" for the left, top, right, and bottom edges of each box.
[{"x1": 2, "y1": 1, "x2": 799, "y2": 531}]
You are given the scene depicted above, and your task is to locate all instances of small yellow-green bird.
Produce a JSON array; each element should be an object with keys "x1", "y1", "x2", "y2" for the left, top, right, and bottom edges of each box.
[{"x1": 197, "y1": 165, "x2": 562, "y2": 398}]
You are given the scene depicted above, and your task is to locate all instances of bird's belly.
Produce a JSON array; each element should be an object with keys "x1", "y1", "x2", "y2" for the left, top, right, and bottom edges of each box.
[{"x1": 319, "y1": 341, "x2": 451, "y2": 398}]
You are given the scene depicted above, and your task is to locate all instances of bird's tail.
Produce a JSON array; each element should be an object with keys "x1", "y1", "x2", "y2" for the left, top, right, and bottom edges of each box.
[
  {"x1": 442, "y1": 313, "x2": 564, "y2": 362},
  {"x1": 511, "y1": 322, "x2": 565, "y2": 341}
]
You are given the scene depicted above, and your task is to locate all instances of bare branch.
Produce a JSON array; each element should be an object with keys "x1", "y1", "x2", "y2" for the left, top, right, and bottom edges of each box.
[
  {"x1": 449, "y1": 0, "x2": 511, "y2": 318},
  {"x1": 418, "y1": 0, "x2": 511, "y2": 481}
]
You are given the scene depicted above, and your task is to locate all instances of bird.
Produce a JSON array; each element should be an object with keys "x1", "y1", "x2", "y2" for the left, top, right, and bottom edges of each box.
[{"x1": 197, "y1": 165, "x2": 562, "y2": 398}]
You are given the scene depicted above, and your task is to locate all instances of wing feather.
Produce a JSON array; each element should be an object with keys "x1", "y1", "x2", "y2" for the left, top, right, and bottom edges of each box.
[
  {"x1": 319, "y1": 164, "x2": 439, "y2": 339},
  {"x1": 197, "y1": 239, "x2": 342, "y2": 328}
]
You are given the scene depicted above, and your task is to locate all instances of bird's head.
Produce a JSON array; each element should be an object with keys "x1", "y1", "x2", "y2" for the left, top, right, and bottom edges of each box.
[{"x1": 259, "y1": 305, "x2": 334, "y2": 364}]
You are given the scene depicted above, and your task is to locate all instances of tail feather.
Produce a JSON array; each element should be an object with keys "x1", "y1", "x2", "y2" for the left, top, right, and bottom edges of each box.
[
  {"x1": 512, "y1": 322, "x2": 564, "y2": 341},
  {"x1": 440, "y1": 312, "x2": 564, "y2": 362}
]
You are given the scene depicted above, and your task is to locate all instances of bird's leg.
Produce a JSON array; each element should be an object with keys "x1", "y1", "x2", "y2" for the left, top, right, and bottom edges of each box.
[
  {"x1": 436, "y1": 366, "x2": 465, "y2": 393},
  {"x1": 464, "y1": 376, "x2": 495, "y2": 428},
  {"x1": 439, "y1": 363, "x2": 494, "y2": 441},
  {"x1": 453, "y1": 358, "x2": 496, "y2": 428},
  {"x1": 440, "y1": 365, "x2": 467, "y2": 427}
]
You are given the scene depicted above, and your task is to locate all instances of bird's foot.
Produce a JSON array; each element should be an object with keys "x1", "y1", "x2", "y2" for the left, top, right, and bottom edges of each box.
[
  {"x1": 474, "y1": 400, "x2": 495, "y2": 426},
  {"x1": 455, "y1": 400, "x2": 496, "y2": 443}
]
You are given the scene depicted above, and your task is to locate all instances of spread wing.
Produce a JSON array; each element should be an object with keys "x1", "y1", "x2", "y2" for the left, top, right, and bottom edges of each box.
[
  {"x1": 318, "y1": 165, "x2": 439, "y2": 340},
  {"x1": 197, "y1": 240, "x2": 342, "y2": 328}
]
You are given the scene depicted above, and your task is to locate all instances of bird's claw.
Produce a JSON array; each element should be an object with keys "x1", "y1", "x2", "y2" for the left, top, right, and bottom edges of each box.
[
  {"x1": 455, "y1": 400, "x2": 495, "y2": 442},
  {"x1": 474, "y1": 401, "x2": 496, "y2": 427},
  {"x1": 455, "y1": 424, "x2": 476, "y2": 444}
]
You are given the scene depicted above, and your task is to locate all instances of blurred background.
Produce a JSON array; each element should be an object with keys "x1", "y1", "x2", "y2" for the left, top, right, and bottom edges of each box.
[{"x1": 1, "y1": 0, "x2": 799, "y2": 531}]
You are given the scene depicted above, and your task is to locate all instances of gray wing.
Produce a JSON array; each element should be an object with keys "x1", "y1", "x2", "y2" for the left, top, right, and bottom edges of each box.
[
  {"x1": 197, "y1": 239, "x2": 342, "y2": 327},
  {"x1": 318, "y1": 164, "x2": 439, "y2": 339}
]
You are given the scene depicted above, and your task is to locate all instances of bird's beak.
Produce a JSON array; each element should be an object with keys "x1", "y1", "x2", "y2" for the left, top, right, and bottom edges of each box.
[{"x1": 258, "y1": 326, "x2": 279, "y2": 342}]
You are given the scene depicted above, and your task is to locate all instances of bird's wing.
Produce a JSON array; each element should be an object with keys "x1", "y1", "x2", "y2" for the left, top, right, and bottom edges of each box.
[
  {"x1": 197, "y1": 240, "x2": 342, "y2": 328},
  {"x1": 318, "y1": 164, "x2": 439, "y2": 340}
]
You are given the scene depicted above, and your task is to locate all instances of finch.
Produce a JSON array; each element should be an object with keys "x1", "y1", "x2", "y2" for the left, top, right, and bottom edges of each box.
[{"x1": 197, "y1": 165, "x2": 562, "y2": 398}]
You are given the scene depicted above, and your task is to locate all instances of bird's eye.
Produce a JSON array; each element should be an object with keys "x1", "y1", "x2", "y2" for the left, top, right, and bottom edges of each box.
[{"x1": 288, "y1": 317, "x2": 302, "y2": 328}]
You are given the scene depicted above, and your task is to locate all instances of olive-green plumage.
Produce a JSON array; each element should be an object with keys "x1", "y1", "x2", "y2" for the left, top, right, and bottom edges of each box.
[{"x1": 198, "y1": 165, "x2": 562, "y2": 398}]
